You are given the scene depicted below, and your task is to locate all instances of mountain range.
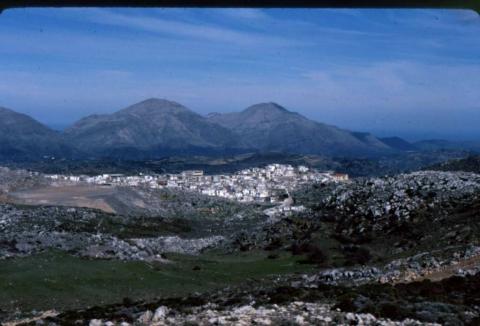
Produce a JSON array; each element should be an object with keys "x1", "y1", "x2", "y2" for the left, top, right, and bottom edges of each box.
[{"x1": 0, "y1": 98, "x2": 477, "y2": 161}]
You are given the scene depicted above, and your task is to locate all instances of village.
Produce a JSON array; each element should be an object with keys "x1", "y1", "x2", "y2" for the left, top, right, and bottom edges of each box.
[{"x1": 46, "y1": 164, "x2": 349, "y2": 205}]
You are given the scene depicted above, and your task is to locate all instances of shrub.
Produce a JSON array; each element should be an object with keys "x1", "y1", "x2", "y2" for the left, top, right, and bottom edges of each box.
[
  {"x1": 343, "y1": 245, "x2": 372, "y2": 266},
  {"x1": 291, "y1": 242, "x2": 328, "y2": 265}
]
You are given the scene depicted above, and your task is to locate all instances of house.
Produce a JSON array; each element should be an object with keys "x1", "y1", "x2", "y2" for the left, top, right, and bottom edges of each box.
[{"x1": 333, "y1": 173, "x2": 349, "y2": 181}]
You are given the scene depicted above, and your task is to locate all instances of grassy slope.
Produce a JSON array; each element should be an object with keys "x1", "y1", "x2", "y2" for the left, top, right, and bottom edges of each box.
[{"x1": 0, "y1": 250, "x2": 313, "y2": 314}]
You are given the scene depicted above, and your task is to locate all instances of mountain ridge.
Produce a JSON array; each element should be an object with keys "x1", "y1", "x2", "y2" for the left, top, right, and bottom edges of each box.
[
  {"x1": 208, "y1": 102, "x2": 392, "y2": 157},
  {"x1": 0, "y1": 99, "x2": 439, "y2": 160}
]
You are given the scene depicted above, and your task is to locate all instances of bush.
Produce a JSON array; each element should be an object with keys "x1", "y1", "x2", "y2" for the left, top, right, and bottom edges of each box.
[
  {"x1": 378, "y1": 302, "x2": 408, "y2": 320},
  {"x1": 343, "y1": 245, "x2": 372, "y2": 266},
  {"x1": 264, "y1": 237, "x2": 284, "y2": 251},
  {"x1": 291, "y1": 242, "x2": 328, "y2": 265}
]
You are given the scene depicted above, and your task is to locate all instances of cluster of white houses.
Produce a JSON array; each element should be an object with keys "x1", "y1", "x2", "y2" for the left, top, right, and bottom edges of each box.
[{"x1": 46, "y1": 164, "x2": 348, "y2": 204}]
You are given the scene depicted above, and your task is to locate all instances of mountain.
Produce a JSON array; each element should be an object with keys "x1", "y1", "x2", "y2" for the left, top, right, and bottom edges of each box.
[
  {"x1": 65, "y1": 98, "x2": 244, "y2": 158},
  {"x1": 414, "y1": 139, "x2": 480, "y2": 153},
  {"x1": 413, "y1": 139, "x2": 458, "y2": 151},
  {"x1": 0, "y1": 106, "x2": 71, "y2": 161},
  {"x1": 4, "y1": 99, "x2": 446, "y2": 161},
  {"x1": 208, "y1": 102, "x2": 392, "y2": 157},
  {"x1": 380, "y1": 137, "x2": 417, "y2": 151}
]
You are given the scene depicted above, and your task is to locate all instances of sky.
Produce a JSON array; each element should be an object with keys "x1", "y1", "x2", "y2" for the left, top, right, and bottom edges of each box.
[{"x1": 0, "y1": 8, "x2": 479, "y2": 141}]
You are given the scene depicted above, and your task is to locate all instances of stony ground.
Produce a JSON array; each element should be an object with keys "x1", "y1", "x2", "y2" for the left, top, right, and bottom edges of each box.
[
  {"x1": 0, "y1": 204, "x2": 227, "y2": 260},
  {"x1": 92, "y1": 302, "x2": 439, "y2": 326},
  {"x1": 2, "y1": 169, "x2": 480, "y2": 325}
]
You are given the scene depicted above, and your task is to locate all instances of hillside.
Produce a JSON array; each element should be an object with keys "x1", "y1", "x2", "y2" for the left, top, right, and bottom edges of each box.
[
  {"x1": 380, "y1": 137, "x2": 417, "y2": 151},
  {"x1": 0, "y1": 107, "x2": 72, "y2": 161},
  {"x1": 208, "y1": 102, "x2": 393, "y2": 157},
  {"x1": 3, "y1": 169, "x2": 480, "y2": 324},
  {"x1": 414, "y1": 139, "x2": 480, "y2": 153},
  {"x1": 64, "y1": 98, "x2": 244, "y2": 158},
  {"x1": 428, "y1": 154, "x2": 480, "y2": 173}
]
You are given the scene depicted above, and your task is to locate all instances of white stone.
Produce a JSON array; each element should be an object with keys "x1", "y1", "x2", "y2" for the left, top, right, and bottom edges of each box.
[
  {"x1": 253, "y1": 317, "x2": 272, "y2": 325},
  {"x1": 88, "y1": 319, "x2": 102, "y2": 326},
  {"x1": 137, "y1": 310, "x2": 153, "y2": 324},
  {"x1": 295, "y1": 315, "x2": 305, "y2": 325},
  {"x1": 233, "y1": 305, "x2": 255, "y2": 315},
  {"x1": 152, "y1": 306, "x2": 169, "y2": 321}
]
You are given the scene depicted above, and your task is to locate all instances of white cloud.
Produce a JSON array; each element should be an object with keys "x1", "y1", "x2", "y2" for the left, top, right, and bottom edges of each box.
[
  {"x1": 82, "y1": 9, "x2": 302, "y2": 47},
  {"x1": 215, "y1": 9, "x2": 269, "y2": 21},
  {"x1": 301, "y1": 61, "x2": 480, "y2": 111}
]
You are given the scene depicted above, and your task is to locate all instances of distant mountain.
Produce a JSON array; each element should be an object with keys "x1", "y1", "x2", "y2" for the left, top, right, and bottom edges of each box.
[
  {"x1": 0, "y1": 106, "x2": 71, "y2": 161},
  {"x1": 414, "y1": 139, "x2": 458, "y2": 151},
  {"x1": 380, "y1": 137, "x2": 418, "y2": 151},
  {"x1": 7, "y1": 99, "x2": 472, "y2": 162},
  {"x1": 414, "y1": 139, "x2": 480, "y2": 153},
  {"x1": 65, "y1": 99, "x2": 244, "y2": 158},
  {"x1": 208, "y1": 102, "x2": 392, "y2": 157}
]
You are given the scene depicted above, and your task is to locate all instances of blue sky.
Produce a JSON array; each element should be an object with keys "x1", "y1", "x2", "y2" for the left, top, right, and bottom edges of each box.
[{"x1": 0, "y1": 8, "x2": 479, "y2": 140}]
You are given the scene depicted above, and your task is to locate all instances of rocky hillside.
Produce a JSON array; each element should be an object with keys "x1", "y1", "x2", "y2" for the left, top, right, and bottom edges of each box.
[
  {"x1": 232, "y1": 170, "x2": 480, "y2": 269},
  {"x1": 315, "y1": 171, "x2": 480, "y2": 234},
  {"x1": 428, "y1": 155, "x2": 480, "y2": 174},
  {"x1": 208, "y1": 102, "x2": 393, "y2": 157},
  {"x1": 3, "y1": 168, "x2": 480, "y2": 325}
]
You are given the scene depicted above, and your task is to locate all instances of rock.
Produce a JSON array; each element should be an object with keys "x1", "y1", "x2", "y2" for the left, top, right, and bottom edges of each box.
[
  {"x1": 253, "y1": 317, "x2": 272, "y2": 325},
  {"x1": 152, "y1": 306, "x2": 169, "y2": 321},
  {"x1": 294, "y1": 315, "x2": 305, "y2": 324},
  {"x1": 233, "y1": 305, "x2": 255, "y2": 315},
  {"x1": 88, "y1": 319, "x2": 102, "y2": 326},
  {"x1": 137, "y1": 310, "x2": 153, "y2": 324}
]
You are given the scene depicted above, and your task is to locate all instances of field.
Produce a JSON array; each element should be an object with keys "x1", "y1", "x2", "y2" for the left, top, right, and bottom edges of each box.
[
  {"x1": 9, "y1": 185, "x2": 117, "y2": 213},
  {"x1": 0, "y1": 250, "x2": 313, "y2": 314}
]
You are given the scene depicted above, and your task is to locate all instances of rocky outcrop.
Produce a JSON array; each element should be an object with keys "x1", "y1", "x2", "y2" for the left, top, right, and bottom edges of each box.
[
  {"x1": 308, "y1": 171, "x2": 480, "y2": 236},
  {"x1": 104, "y1": 302, "x2": 437, "y2": 325},
  {"x1": 0, "y1": 204, "x2": 224, "y2": 261}
]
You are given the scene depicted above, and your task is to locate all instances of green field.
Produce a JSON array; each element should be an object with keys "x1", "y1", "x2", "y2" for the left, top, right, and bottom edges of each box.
[{"x1": 0, "y1": 250, "x2": 314, "y2": 314}]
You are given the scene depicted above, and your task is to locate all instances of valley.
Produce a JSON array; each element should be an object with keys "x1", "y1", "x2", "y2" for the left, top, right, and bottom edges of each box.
[{"x1": 1, "y1": 159, "x2": 480, "y2": 325}]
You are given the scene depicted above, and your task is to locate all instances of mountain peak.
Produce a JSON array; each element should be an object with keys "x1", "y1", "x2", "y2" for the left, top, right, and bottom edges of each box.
[
  {"x1": 119, "y1": 98, "x2": 190, "y2": 116},
  {"x1": 65, "y1": 99, "x2": 241, "y2": 155},
  {"x1": 238, "y1": 102, "x2": 296, "y2": 124},
  {"x1": 244, "y1": 102, "x2": 289, "y2": 114},
  {"x1": 138, "y1": 98, "x2": 180, "y2": 106}
]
